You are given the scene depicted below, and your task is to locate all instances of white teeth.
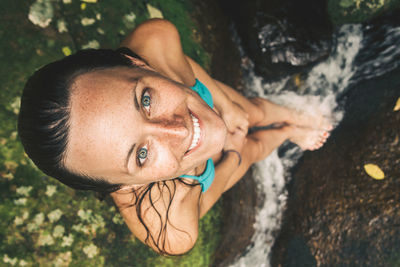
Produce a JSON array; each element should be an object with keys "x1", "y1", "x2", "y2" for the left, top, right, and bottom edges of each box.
[{"x1": 188, "y1": 114, "x2": 201, "y2": 152}]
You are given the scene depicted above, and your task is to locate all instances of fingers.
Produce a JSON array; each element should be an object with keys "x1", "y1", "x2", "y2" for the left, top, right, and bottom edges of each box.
[
  {"x1": 239, "y1": 124, "x2": 249, "y2": 135},
  {"x1": 227, "y1": 118, "x2": 249, "y2": 135}
]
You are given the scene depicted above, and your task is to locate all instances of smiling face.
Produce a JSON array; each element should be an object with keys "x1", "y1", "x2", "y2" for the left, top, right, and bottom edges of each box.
[{"x1": 65, "y1": 67, "x2": 227, "y2": 185}]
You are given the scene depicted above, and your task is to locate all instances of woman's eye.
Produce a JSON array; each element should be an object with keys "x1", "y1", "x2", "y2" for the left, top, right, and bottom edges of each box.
[
  {"x1": 137, "y1": 145, "x2": 148, "y2": 166},
  {"x1": 141, "y1": 90, "x2": 151, "y2": 113}
]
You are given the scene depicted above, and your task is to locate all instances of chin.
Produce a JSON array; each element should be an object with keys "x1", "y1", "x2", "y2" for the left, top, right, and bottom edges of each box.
[{"x1": 212, "y1": 118, "x2": 228, "y2": 153}]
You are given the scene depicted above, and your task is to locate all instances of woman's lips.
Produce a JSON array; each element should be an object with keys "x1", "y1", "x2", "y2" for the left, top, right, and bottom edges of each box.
[{"x1": 185, "y1": 111, "x2": 202, "y2": 156}]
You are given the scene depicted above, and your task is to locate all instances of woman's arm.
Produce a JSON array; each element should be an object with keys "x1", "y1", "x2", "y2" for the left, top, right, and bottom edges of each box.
[
  {"x1": 200, "y1": 125, "x2": 294, "y2": 216},
  {"x1": 184, "y1": 56, "x2": 250, "y2": 133},
  {"x1": 199, "y1": 128, "x2": 249, "y2": 217},
  {"x1": 120, "y1": 18, "x2": 249, "y2": 132}
]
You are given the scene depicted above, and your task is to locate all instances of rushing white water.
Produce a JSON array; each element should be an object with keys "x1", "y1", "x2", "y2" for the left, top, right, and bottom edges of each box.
[
  {"x1": 352, "y1": 23, "x2": 400, "y2": 83},
  {"x1": 231, "y1": 24, "x2": 364, "y2": 267}
]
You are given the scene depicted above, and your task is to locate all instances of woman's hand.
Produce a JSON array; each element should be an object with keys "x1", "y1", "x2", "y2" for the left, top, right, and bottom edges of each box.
[
  {"x1": 223, "y1": 126, "x2": 247, "y2": 153},
  {"x1": 220, "y1": 101, "x2": 249, "y2": 135}
]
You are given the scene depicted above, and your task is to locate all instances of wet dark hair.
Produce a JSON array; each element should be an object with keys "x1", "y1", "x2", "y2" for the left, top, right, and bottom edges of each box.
[{"x1": 18, "y1": 48, "x2": 198, "y2": 255}]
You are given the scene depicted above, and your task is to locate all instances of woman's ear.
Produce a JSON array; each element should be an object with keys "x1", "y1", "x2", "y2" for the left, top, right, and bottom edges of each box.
[
  {"x1": 110, "y1": 184, "x2": 143, "y2": 206},
  {"x1": 117, "y1": 184, "x2": 143, "y2": 192},
  {"x1": 124, "y1": 54, "x2": 154, "y2": 71}
]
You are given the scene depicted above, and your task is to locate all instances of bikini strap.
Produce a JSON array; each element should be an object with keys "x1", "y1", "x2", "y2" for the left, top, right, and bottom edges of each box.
[{"x1": 180, "y1": 158, "x2": 215, "y2": 192}]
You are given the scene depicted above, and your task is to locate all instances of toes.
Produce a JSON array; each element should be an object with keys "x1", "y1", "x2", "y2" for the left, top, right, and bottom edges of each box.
[
  {"x1": 311, "y1": 140, "x2": 325, "y2": 150},
  {"x1": 322, "y1": 123, "x2": 333, "y2": 132},
  {"x1": 292, "y1": 126, "x2": 331, "y2": 151},
  {"x1": 318, "y1": 131, "x2": 330, "y2": 142},
  {"x1": 317, "y1": 141, "x2": 324, "y2": 149}
]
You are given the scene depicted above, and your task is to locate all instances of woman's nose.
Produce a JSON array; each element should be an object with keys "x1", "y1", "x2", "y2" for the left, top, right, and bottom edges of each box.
[{"x1": 147, "y1": 116, "x2": 189, "y2": 140}]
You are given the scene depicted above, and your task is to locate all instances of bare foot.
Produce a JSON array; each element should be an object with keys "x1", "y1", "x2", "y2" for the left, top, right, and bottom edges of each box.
[
  {"x1": 289, "y1": 110, "x2": 333, "y2": 132},
  {"x1": 288, "y1": 125, "x2": 330, "y2": 151},
  {"x1": 251, "y1": 98, "x2": 333, "y2": 131}
]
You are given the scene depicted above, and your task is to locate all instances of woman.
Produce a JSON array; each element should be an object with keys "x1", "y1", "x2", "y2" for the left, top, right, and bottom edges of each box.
[{"x1": 18, "y1": 19, "x2": 331, "y2": 255}]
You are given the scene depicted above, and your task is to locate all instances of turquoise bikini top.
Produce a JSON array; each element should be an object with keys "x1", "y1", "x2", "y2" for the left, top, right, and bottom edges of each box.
[
  {"x1": 180, "y1": 79, "x2": 215, "y2": 192},
  {"x1": 189, "y1": 79, "x2": 214, "y2": 108}
]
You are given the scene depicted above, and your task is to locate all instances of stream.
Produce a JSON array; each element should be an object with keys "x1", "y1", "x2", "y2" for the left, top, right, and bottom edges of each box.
[{"x1": 229, "y1": 14, "x2": 400, "y2": 267}]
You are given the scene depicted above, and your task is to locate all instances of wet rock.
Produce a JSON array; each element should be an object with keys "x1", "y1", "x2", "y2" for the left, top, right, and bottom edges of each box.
[
  {"x1": 219, "y1": 0, "x2": 333, "y2": 81},
  {"x1": 353, "y1": 10, "x2": 400, "y2": 83},
  {"x1": 212, "y1": 172, "x2": 259, "y2": 267},
  {"x1": 271, "y1": 66, "x2": 400, "y2": 266},
  {"x1": 191, "y1": 0, "x2": 244, "y2": 91},
  {"x1": 328, "y1": 0, "x2": 400, "y2": 25}
]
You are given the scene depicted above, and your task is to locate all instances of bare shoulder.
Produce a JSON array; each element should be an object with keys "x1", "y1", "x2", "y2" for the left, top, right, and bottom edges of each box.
[
  {"x1": 120, "y1": 19, "x2": 195, "y2": 85},
  {"x1": 121, "y1": 19, "x2": 179, "y2": 51},
  {"x1": 110, "y1": 180, "x2": 201, "y2": 255}
]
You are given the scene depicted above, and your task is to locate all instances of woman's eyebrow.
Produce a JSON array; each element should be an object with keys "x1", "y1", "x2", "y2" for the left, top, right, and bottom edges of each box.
[
  {"x1": 125, "y1": 143, "x2": 136, "y2": 172},
  {"x1": 129, "y1": 77, "x2": 140, "y2": 111}
]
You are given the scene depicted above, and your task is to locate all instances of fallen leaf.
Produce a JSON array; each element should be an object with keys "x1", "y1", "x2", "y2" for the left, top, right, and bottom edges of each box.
[
  {"x1": 28, "y1": 0, "x2": 54, "y2": 28},
  {"x1": 57, "y1": 19, "x2": 68, "y2": 33},
  {"x1": 339, "y1": 0, "x2": 354, "y2": 8},
  {"x1": 364, "y1": 163, "x2": 385, "y2": 180},
  {"x1": 81, "y1": 40, "x2": 100, "y2": 49},
  {"x1": 81, "y1": 0, "x2": 97, "y2": 3},
  {"x1": 147, "y1": 4, "x2": 163, "y2": 19},
  {"x1": 394, "y1": 97, "x2": 400, "y2": 111},
  {"x1": 62, "y1": 46, "x2": 72, "y2": 56},
  {"x1": 80, "y1": 3, "x2": 86, "y2": 10},
  {"x1": 294, "y1": 74, "x2": 301, "y2": 87},
  {"x1": 97, "y1": 28, "x2": 105, "y2": 35},
  {"x1": 81, "y1": 17, "x2": 95, "y2": 26}
]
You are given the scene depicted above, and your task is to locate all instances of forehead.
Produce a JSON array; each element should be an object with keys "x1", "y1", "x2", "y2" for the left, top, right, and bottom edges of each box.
[
  {"x1": 65, "y1": 67, "x2": 141, "y2": 180},
  {"x1": 71, "y1": 67, "x2": 140, "y2": 97}
]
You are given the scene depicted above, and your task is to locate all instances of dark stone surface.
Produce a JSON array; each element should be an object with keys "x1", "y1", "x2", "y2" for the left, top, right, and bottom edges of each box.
[
  {"x1": 218, "y1": 0, "x2": 333, "y2": 81},
  {"x1": 191, "y1": 0, "x2": 244, "y2": 91},
  {"x1": 212, "y1": 172, "x2": 260, "y2": 267},
  {"x1": 191, "y1": 1, "x2": 259, "y2": 266},
  {"x1": 271, "y1": 66, "x2": 400, "y2": 266}
]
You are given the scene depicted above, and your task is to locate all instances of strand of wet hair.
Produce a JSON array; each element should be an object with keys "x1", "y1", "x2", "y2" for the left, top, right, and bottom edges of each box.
[{"x1": 128, "y1": 178, "x2": 200, "y2": 255}]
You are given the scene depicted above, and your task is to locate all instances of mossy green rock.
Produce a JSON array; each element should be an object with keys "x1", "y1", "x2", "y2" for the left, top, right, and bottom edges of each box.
[{"x1": 328, "y1": 0, "x2": 400, "y2": 25}]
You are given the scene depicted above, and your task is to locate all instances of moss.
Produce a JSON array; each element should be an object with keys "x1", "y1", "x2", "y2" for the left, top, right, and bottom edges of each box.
[
  {"x1": 0, "y1": 0, "x2": 221, "y2": 266},
  {"x1": 328, "y1": 0, "x2": 400, "y2": 25}
]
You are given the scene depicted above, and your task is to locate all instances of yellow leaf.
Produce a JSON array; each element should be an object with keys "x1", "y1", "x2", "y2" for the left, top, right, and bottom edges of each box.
[
  {"x1": 364, "y1": 164, "x2": 385, "y2": 180},
  {"x1": 394, "y1": 97, "x2": 400, "y2": 111},
  {"x1": 62, "y1": 46, "x2": 72, "y2": 56},
  {"x1": 80, "y1": 3, "x2": 86, "y2": 10},
  {"x1": 146, "y1": 4, "x2": 163, "y2": 19},
  {"x1": 294, "y1": 74, "x2": 301, "y2": 87}
]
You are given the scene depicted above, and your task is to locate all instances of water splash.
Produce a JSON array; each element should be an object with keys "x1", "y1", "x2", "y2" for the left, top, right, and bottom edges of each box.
[
  {"x1": 231, "y1": 24, "x2": 363, "y2": 267},
  {"x1": 353, "y1": 23, "x2": 400, "y2": 83}
]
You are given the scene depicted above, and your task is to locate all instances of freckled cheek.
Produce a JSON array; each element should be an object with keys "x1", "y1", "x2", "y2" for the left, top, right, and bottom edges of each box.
[{"x1": 150, "y1": 147, "x2": 180, "y2": 179}]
